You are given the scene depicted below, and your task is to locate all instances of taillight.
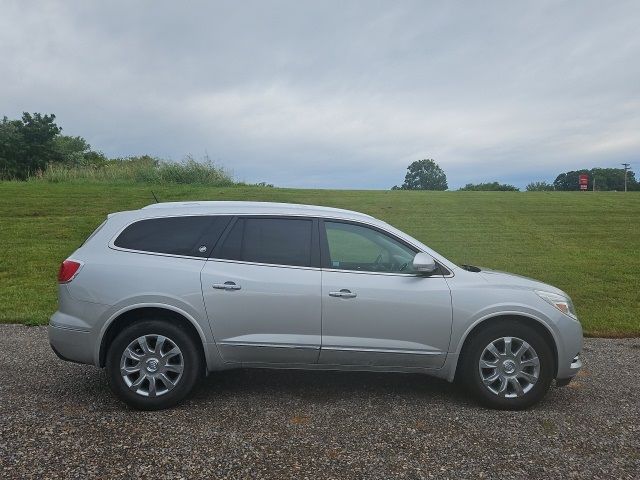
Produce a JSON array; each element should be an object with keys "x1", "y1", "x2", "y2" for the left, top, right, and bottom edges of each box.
[{"x1": 58, "y1": 260, "x2": 82, "y2": 283}]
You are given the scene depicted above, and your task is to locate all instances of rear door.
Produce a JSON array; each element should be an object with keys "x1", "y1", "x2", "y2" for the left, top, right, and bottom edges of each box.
[{"x1": 201, "y1": 216, "x2": 322, "y2": 364}]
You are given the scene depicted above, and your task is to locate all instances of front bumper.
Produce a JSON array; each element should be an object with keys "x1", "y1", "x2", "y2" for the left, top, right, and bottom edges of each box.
[{"x1": 556, "y1": 353, "x2": 582, "y2": 386}]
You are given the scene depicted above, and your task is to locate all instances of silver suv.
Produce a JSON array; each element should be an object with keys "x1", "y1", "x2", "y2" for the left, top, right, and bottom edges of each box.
[{"x1": 49, "y1": 201, "x2": 583, "y2": 410}]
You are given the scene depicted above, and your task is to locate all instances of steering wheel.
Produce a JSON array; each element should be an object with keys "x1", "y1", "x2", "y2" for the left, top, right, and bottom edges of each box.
[{"x1": 370, "y1": 253, "x2": 389, "y2": 272}]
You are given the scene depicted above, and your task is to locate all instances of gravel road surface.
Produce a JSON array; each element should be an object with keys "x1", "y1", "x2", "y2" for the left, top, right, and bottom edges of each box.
[{"x1": 1, "y1": 325, "x2": 638, "y2": 479}]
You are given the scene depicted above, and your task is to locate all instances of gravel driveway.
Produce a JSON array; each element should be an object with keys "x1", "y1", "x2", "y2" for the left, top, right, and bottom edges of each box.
[{"x1": 0, "y1": 325, "x2": 638, "y2": 479}]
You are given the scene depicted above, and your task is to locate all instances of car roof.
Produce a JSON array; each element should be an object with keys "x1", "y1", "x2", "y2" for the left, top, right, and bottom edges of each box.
[{"x1": 139, "y1": 201, "x2": 374, "y2": 221}]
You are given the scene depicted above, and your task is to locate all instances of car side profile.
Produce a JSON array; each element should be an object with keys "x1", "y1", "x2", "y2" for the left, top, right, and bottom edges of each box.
[{"x1": 49, "y1": 201, "x2": 583, "y2": 410}]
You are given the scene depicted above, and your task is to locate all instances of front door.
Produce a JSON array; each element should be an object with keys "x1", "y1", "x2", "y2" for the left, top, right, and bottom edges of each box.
[
  {"x1": 318, "y1": 220, "x2": 452, "y2": 368},
  {"x1": 201, "y1": 216, "x2": 321, "y2": 364}
]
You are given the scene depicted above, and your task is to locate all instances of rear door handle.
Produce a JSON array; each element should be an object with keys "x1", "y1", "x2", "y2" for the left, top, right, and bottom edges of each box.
[
  {"x1": 329, "y1": 289, "x2": 357, "y2": 299},
  {"x1": 212, "y1": 281, "x2": 241, "y2": 291}
]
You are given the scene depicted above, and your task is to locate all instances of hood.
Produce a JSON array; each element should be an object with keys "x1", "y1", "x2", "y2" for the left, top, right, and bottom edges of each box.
[{"x1": 474, "y1": 267, "x2": 567, "y2": 296}]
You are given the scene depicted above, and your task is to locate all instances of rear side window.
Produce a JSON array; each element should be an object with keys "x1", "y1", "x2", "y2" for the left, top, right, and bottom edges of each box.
[
  {"x1": 216, "y1": 217, "x2": 313, "y2": 267},
  {"x1": 114, "y1": 216, "x2": 231, "y2": 258}
]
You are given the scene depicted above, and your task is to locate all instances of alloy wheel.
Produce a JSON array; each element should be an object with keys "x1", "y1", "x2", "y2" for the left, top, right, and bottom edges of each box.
[
  {"x1": 120, "y1": 334, "x2": 184, "y2": 397},
  {"x1": 478, "y1": 336, "x2": 540, "y2": 398}
]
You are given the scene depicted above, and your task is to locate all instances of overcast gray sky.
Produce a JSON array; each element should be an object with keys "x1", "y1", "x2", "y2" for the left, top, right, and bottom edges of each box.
[{"x1": 1, "y1": 0, "x2": 639, "y2": 189}]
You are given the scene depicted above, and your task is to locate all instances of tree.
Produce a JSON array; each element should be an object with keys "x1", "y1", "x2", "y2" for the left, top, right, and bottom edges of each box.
[
  {"x1": 553, "y1": 168, "x2": 639, "y2": 191},
  {"x1": 0, "y1": 112, "x2": 62, "y2": 179},
  {"x1": 553, "y1": 170, "x2": 590, "y2": 191},
  {"x1": 458, "y1": 182, "x2": 519, "y2": 191},
  {"x1": 526, "y1": 181, "x2": 555, "y2": 191},
  {"x1": 54, "y1": 135, "x2": 107, "y2": 167},
  {"x1": 394, "y1": 159, "x2": 448, "y2": 190}
]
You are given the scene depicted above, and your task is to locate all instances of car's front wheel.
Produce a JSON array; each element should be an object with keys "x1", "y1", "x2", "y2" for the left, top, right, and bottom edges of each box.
[
  {"x1": 459, "y1": 321, "x2": 555, "y2": 409},
  {"x1": 106, "y1": 319, "x2": 202, "y2": 410}
]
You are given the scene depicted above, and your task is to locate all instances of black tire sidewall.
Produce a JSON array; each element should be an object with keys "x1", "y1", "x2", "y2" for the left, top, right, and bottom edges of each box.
[
  {"x1": 461, "y1": 321, "x2": 555, "y2": 410},
  {"x1": 106, "y1": 319, "x2": 202, "y2": 410}
]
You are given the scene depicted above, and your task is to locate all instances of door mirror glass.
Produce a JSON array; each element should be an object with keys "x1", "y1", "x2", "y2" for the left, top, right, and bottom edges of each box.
[{"x1": 413, "y1": 252, "x2": 437, "y2": 274}]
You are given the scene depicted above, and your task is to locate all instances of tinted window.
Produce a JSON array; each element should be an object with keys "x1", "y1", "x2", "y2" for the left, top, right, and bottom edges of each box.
[
  {"x1": 217, "y1": 218, "x2": 313, "y2": 267},
  {"x1": 217, "y1": 217, "x2": 244, "y2": 261},
  {"x1": 114, "y1": 216, "x2": 231, "y2": 257},
  {"x1": 324, "y1": 221, "x2": 417, "y2": 273}
]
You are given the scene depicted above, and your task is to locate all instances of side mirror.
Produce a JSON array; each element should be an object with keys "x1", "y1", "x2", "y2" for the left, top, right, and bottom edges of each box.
[{"x1": 413, "y1": 252, "x2": 437, "y2": 274}]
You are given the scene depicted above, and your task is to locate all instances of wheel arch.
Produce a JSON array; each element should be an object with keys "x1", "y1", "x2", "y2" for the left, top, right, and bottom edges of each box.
[
  {"x1": 97, "y1": 305, "x2": 209, "y2": 370},
  {"x1": 452, "y1": 313, "x2": 559, "y2": 382}
]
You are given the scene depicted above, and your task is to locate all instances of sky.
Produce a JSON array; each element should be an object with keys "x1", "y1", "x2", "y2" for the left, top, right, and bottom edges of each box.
[{"x1": 1, "y1": 0, "x2": 639, "y2": 189}]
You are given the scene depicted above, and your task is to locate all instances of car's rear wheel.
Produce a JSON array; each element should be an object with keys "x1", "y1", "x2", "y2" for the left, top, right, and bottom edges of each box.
[
  {"x1": 106, "y1": 319, "x2": 202, "y2": 410},
  {"x1": 459, "y1": 321, "x2": 555, "y2": 409}
]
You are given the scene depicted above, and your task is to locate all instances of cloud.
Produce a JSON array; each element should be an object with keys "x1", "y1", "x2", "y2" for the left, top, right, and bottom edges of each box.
[{"x1": 1, "y1": 0, "x2": 639, "y2": 188}]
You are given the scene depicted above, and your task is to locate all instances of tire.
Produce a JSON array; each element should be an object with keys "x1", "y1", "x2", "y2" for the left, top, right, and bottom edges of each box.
[
  {"x1": 458, "y1": 320, "x2": 555, "y2": 410},
  {"x1": 106, "y1": 318, "x2": 203, "y2": 410}
]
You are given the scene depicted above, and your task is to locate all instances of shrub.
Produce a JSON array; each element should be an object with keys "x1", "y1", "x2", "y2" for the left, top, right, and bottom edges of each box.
[
  {"x1": 458, "y1": 182, "x2": 519, "y2": 191},
  {"x1": 526, "y1": 181, "x2": 555, "y2": 191},
  {"x1": 32, "y1": 155, "x2": 236, "y2": 186}
]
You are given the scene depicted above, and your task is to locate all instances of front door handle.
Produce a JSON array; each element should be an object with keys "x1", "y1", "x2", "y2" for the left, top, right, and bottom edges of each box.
[
  {"x1": 329, "y1": 289, "x2": 357, "y2": 299},
  {"x1": 212, "y1": 281, "x2": 241, "y2": 291}
]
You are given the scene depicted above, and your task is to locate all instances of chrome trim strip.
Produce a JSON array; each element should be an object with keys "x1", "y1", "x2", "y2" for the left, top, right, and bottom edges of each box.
[
  {"x1": 219, "y1": 342, "x2": 445, "y2": 356},
  {"x1": 207, "y1": 258, "x2": 450, "y2": 277},
  {"x1": 219, "y1": 342, "x2": 320, "y2": 350},
  {"x1": 208, "y1": 258, "x2": 320, "y2": 271},
  {"x1": 321, "y1": 268, "x2": 446, "y2": 278},
  {"x1": 49, "y1": 323, "x2": 91, "y2": 333},
  {"x1": 108, "y1": 245, "x2": 207, "y2": 260},
  {"x1": 321, "y1": 346, "x2": 444, "y2": 355}
]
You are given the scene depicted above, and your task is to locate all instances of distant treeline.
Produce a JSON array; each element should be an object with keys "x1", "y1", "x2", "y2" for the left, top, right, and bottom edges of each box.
[
  {"x1": 464, "y1": 168, "x2": 640, "y2": 191},
  {"x1": 393, "y1": 159, "x2": 639, "y2": 191},
  {"x1": 1, "y1": 113, "x2": 637, "y2": 191},
  {"x1": 0, "y1": 112, "x2": 255, "y2": 186}
]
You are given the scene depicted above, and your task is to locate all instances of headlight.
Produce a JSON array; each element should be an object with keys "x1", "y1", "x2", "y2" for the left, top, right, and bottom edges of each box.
[{"x1": 535, "y1": 290, "x2": 578, "y2": 320}]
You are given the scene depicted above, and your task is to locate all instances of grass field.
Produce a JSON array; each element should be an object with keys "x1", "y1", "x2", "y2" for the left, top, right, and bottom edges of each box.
[{"x1": 1, "y1": 182, "x2": 638, "y2": 336}]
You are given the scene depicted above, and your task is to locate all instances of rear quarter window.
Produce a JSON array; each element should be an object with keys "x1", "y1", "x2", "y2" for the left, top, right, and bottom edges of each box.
[{"x1": 113, "y1": 216, "x2": 231, "y2": 257}]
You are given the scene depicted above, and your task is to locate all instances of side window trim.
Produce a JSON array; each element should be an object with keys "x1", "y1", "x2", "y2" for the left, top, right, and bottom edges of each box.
[
  {"x1": 318, "y1": 218, "x2": 331, "y2": 269},
  {"x1": 210, "y1": 215, "x2": 242, "y2": 260},
  {"x1": 205, "y1": 215, "x2": 236, "y2": 260},
  {"x1": 210, "y1": 215, "x2": 321, "y2": 269}
]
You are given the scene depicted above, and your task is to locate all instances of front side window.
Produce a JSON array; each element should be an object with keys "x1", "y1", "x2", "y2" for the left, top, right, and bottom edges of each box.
[
  {"x1": 216, "y1": 217, "x2": 313, "y2": 267},
  {"x1": 323, "y1": 221, "x2": 417, "y2": 273},
  {"x1": 114, "y1": 216, "x2": 231, "y2": 257}
]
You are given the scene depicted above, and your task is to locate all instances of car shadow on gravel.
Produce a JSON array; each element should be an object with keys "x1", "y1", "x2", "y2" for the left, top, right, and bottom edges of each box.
[
  {"x1": 48, "y1": 357, "x2": 575, "y2": 413},
  {"x1": 188, "y1": 368, "x2": 580, "y2": 412},
  {"x1": 191, "y1": 368, "x2": 474, "y2": 406}
]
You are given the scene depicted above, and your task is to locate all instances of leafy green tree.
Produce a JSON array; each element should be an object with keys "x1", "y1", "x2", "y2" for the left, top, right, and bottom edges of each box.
[
  {"x1": 0, "y1": 113, "x2": 62, "y2": 179},
  {"x1": 0, "y1": 119, "x2": 23, "y2": 179},
  {"x1": 53, "y1": 135, "x2": 103, "y2": 166},
  {"x1": 554, "y1": 168, "x2": 638, "y2": 191},
  {"x1": 54, "y1": 135, "x2": 107, "y2": 167},
  {"x1": 526, "y1": 181, "x2": 555, "y2": 191},
  {"x1": 394, "y1": 159, "x2": 448, "y2": 190},
  {"x1": 553, "y1": 170, "x2": 590, "y2": 191}
]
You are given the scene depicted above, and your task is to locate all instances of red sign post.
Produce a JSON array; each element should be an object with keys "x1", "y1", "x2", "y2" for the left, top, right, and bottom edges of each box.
[{"x1": 579, "y1": 174, "x2": 589, "y2": 191}]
